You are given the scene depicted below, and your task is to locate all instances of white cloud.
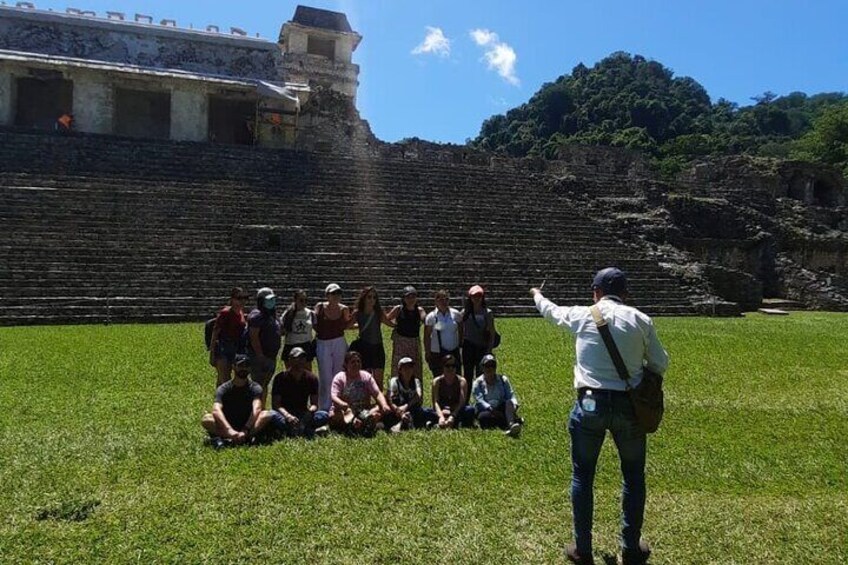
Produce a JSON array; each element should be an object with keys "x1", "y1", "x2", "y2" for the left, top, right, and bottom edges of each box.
[
  {"x1": 470, "y1": 28, "x2": 498, "y2": 47},
  {"x1": 469, "y1": 28, "x2": 519, "y2": 86},
  {"x1": 412, "y1": 26, "x2": 451, "y2": 57}
]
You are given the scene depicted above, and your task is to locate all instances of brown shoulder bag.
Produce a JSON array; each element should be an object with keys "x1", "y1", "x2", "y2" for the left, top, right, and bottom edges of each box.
[{"x1": 590, "y1": 305, "x2": 664, "y2": 433}]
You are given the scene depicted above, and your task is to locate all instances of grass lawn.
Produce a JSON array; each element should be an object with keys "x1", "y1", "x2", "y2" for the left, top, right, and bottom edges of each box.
[{"x1": 0, "y1": 313, "x2": 846, "y2": 564}]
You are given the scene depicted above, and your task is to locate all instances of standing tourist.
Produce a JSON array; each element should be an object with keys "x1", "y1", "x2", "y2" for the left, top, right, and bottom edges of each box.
[
  {"x1": 472, "y1": 354, "x2": 523, "y2": 437},
  {"x1": 280, "y1": 289, "x2": 316, "y2": 370},
  {"x1": 247, "y1": 287, "x2": 282, "y2": 407},
  {"x1": 431, "y1": 354, "x2": 475, "y2": 429},
  {"x1": 461, "y1": 285, "x2": 497, "y2": 397},
  {"x1": 531, "y1": 267, "x2": 669, "y2": 565},
  {"x1": 350, "y1": 286, "x2": 392, "y2": 389},
  {"x1": 208, "y1": 287, "x2": 249, "y2": 386},
  {"x1": 314, "y1": 283, "x2": 351, "y2": 411},
  {"x1": 387, "y1": 286, "x2": 426, "y2": 384},
  {"x1": 423, "y1": 289, "x2": 463, "y2": 379}
]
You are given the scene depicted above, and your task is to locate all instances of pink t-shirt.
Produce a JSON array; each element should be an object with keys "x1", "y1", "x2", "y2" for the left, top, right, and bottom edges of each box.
[{"x1": 331, "y1": 370, "x2": 380, "y2": 414}]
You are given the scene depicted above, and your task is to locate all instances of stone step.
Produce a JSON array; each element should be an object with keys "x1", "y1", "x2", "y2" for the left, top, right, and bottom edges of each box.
[{"x1": 0, "y1": 131, "x2": 697, "y2": 325}]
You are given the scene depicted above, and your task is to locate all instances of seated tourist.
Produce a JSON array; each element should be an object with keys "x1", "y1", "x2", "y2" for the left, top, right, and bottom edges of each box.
[
  {"x1": 270, "y1": 347, "x2": 330, "y2": 438},
  {"x1": 472, "y1": 354, "x2": 523, "y2": 438},
  {"x1": 384, "y1": 357, "x2": 438, "y2": 432},
  {"x1": 201, "y1": 355, "x2": 277, "y2": 448},
  {"x1": 432, "y1": 354, "x2": 475, "y2": 429},
  {"x1": 329, "y1": 351, "x2": 391, "y2": 436}
]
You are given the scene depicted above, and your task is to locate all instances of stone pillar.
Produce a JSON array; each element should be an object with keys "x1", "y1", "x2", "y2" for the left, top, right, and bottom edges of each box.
[
  {"x1": 334, "y1": 37, "x2": 353, "y2": 64},
  {"x1": 804, "y1": 178, "x2": 815, "y2": 206},
  {"x1": 0, "y1": 70, "x2": 13, "y2": 126},
  {"x1": 72, "y1": 76, "x2": 114, "y2": 134},
  {"x1": 170, "y1": 88, "x2": 208, "y2": 141}
]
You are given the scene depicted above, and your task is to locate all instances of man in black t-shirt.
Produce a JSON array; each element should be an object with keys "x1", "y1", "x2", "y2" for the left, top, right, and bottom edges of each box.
[
  {"x1": 201, "y1": 355, "x2": 278, "y2": 448},
  {"x1": 271, "y1": 347, "x2": 330, "y2": 437}
]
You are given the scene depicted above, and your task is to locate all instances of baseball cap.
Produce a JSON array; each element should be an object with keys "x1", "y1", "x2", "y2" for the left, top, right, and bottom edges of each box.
[
  {"x1": 288, "y1": 347, "x2": 307, "y2": 359},
  {"x1": 468, "y1": 285, "x2": 484, "y2": 297},
  {"x1": 480, "y1": 354, "x2": 497, "y2": 367},
  {"x1": 591, "y1": 267, "x2": 628, "y2": 295},
  {"x1": 398, "y1": 356, "x2": 414, "y2": 368},
  {"x1": 325, "y1": 283, "x2": 342, "y2": 294},
  {"x1": 234, "y1": 354, "x2": 250, "y2": 369},
  {"x1": 402, "y1": 285, "x2": 417, "y2": 297},
  {"x1": 257, "y1": 287, "x2": 276, "y2": 301}
]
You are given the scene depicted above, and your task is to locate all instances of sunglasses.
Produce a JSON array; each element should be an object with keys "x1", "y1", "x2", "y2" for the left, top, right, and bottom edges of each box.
[{"x1": 444, "y1": 364, "x2": 456, "y2": 368}]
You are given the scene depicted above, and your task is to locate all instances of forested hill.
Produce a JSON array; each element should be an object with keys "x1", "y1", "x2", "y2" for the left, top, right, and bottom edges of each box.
[{"x1": 471, "y1": 52, "x2": 848, "y2": 176}]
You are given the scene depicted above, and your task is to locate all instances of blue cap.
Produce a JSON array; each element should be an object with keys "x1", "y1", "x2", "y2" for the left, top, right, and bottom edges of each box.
[
  {"x1": 234, "y1": 354, "x2": 250, "y2": 368},
  {"x1": 592, "y1": 267, "x2": 628, "y2": 295}
]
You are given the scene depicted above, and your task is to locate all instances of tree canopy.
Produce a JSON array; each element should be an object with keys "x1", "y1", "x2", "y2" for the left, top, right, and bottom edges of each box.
[{"x1": 471, "y1": 52, "x2": 848, "y2": 175}]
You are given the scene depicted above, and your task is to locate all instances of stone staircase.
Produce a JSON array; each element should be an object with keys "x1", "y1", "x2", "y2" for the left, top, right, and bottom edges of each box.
[{"x1": 0, "y1": 131, "x2": 696, "y2": 324}]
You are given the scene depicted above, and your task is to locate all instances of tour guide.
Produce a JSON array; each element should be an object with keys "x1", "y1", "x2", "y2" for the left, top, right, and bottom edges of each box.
[{"x1": 531, "y1": 268, "x2": 669, "y2": 565}]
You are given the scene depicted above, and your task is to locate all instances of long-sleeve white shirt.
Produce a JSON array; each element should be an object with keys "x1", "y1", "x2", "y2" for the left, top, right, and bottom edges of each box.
[{"x1": 534, "y1": 293, "x2": 669, "y2": 391}]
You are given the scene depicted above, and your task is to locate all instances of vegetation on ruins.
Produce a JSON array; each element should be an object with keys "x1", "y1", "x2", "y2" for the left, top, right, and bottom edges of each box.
[
  {"x1": 472, "y1": 52, "x2": 848, "y2": 177},
  {"x1": 1, "y1": 316, "x2": 846, "y2": 563}
]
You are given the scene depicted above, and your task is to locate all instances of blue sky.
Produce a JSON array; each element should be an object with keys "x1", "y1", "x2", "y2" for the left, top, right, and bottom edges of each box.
[{"x1": 26, "y1": 0, "x2": 848, "y2": 143}]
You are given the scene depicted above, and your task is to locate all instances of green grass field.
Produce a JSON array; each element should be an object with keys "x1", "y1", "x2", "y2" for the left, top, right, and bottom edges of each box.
[{"x1": 1, "y1": 313, "x2": 846, "y2": 564}]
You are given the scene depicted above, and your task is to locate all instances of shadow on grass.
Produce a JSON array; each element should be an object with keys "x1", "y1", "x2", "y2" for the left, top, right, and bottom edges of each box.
[{"x1": 35, "y1": 498, "x2": 101, "y2": 522}]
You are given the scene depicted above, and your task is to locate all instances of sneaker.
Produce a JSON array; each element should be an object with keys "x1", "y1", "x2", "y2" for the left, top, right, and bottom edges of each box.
[
  {"x1": 620, "y1": 540, "x2": 651, "y2": 565},
  {"x1": 313, "y1": 425, "x2": 330, "y2": 438},
  {"x1": 390, "y1": 422, "x2": 403, "y2": 434},
  {"x1": 505, "y1": 421, "x2": 523, "y2": 438},
  {"x1": 210, "y1": 437, "x2": 227, "y2": 450},
  {"x1": 564, "y1": 543, "x2": 594, "y2": 565}
]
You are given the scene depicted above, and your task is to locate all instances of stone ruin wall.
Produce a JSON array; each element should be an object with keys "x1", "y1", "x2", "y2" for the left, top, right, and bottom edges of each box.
[
  {"x1": 296, "y1": 92, "x2": 848, "y2": 312},
  {"x1": 0, "y1": 8, "x2": 281, "y2": 80}
]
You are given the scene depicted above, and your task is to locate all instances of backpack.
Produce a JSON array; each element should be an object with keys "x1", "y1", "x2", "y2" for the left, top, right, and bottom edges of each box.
[{"x1": 204, "y1": 317, "x2": 216, "y2": 351}]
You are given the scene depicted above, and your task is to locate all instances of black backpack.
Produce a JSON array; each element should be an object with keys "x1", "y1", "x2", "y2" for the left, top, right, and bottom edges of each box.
[{"x1": 204, "y1": 317, "x2": 216, "y2": 351}]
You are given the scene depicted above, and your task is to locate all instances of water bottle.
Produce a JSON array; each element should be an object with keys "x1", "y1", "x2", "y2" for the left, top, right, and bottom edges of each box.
[{"x1": 581, "y1": 390, "x2": 596, "y2": 412}]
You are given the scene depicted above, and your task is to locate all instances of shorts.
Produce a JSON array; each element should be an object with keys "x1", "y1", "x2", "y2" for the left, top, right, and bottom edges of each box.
[
  {"x1": 249, "y1": 355, "x2": 276, "y2": 388},
  {"x1": 281, "y1": 341, "x2": 316, "y2": 362},
  {"x1": 214, "y1": 339, "x2": 241, "y2": 363},
  {"x1": 356, "y1": 341, "x2": 386, "y2": 372}
]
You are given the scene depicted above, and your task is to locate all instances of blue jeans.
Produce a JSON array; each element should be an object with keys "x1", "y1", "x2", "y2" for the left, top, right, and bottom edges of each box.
[
  {"x1": 384, "y1": 406, "x2": 439, "y2": 429},
  {"x1": 568, "y1": 389, "x2": 646, "y2": 556},
  {"x1": 271, "y1": 409, "x2": 329, "y2": 438}
]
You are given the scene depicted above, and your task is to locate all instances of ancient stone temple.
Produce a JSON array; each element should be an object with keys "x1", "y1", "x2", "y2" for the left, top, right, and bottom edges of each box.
[
  {"x1": 0, "y1": 3, "x2": 361, "y2": 146},
  {"x1": 0, "y1": 4, "x2": 846, "y2": 325}
]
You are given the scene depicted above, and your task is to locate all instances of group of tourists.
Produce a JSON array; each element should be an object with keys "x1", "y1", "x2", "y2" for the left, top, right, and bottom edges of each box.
[
  {"x1": 202, "y1": 283, "x2": 523, "y2": 443},
  {"x1": 201, "y1": 266, "x2": 670, "y2": 565}
]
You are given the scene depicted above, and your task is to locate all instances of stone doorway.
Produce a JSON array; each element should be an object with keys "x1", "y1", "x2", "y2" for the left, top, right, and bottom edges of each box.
[
  {"x1": 812, "y1": 179, "x2": 838, "y2": 207},
  {"x1": 114, "y1": 88, "x2": 171, "y2": 139},
  {"x1": 208, "y1": 96, "x2": 255, "y2": 145},
  {"x1": 14, "y1": 75, "x2": 73, "y2": 130}
]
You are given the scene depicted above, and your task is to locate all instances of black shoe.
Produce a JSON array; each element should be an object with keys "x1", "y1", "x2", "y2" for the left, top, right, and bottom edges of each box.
[
  {"x1": 210, "y1": 437, "x2": 226, "y2": 450},
  {"x1": 564, "y1": 543, "x2": 595, "y2": 565},
  {"x1": 621, "y1": 540, "x2": 651, "y2": 565}
]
